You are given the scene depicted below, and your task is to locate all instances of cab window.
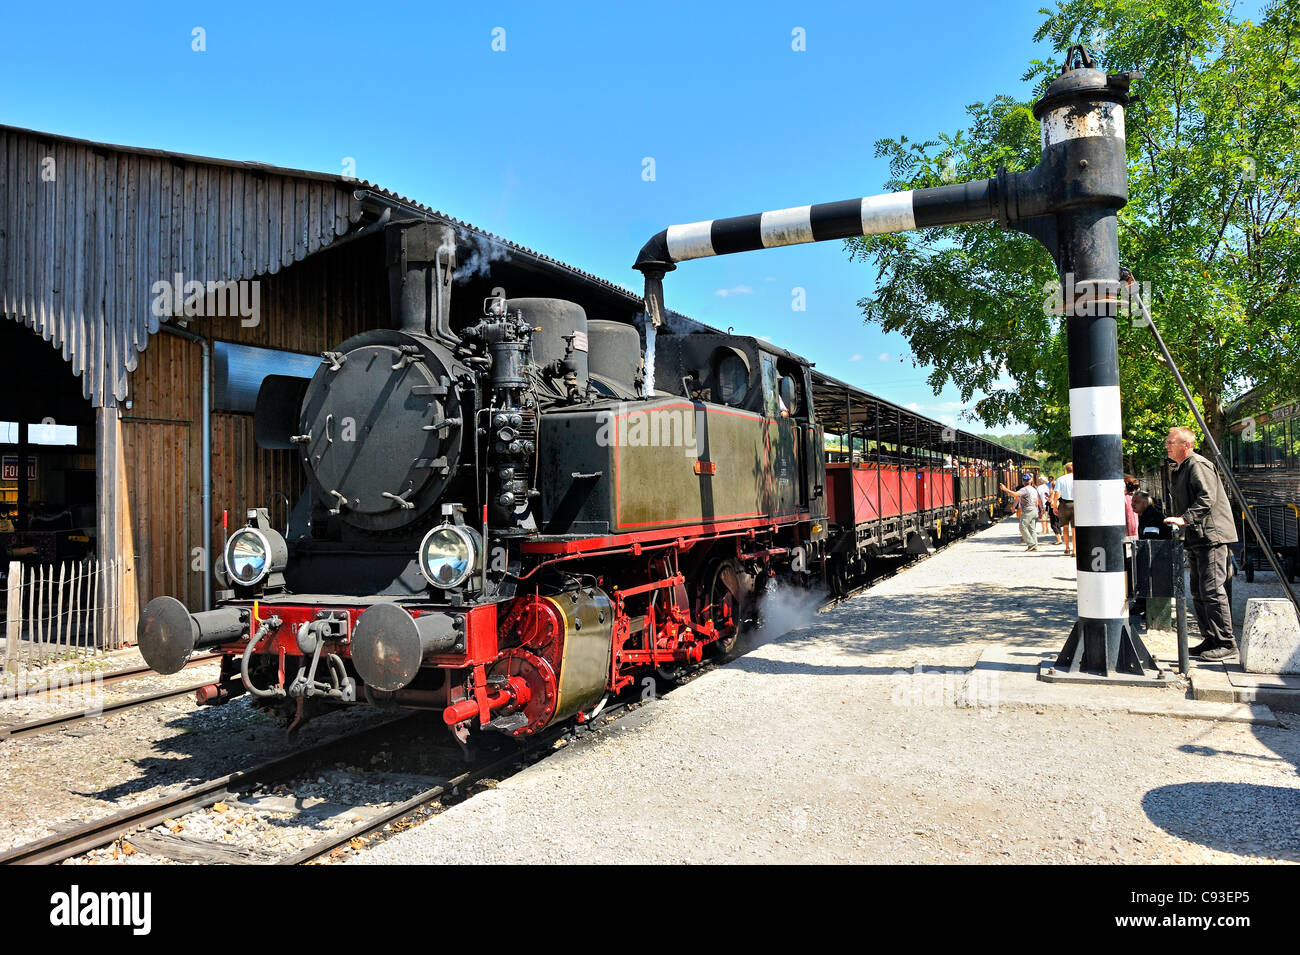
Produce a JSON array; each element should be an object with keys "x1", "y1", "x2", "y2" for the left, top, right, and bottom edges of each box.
[
  {"x1": 716, "y1": 352, "x2": 748, "y2": 405},
  {"x1": 762, "y1": 356, "x2": 780, "y2": 417}
]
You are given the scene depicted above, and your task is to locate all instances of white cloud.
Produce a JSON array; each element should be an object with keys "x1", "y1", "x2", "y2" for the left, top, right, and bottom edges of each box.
[
  {"x1": 759, "y1": 335, "x2": 773, "y2": 342},
  {"x1": 850, "y1": 354, "x2": 862, "y2": 362},
  {"x1": 715, "y1": 285, "x2": 754, "y2": 297},
  {"x1": 906, "y1": 402, "x2": 921, "y2": 411},
  {"x1": 877, "y1": 352, "x2": 890, "y2": 361}
]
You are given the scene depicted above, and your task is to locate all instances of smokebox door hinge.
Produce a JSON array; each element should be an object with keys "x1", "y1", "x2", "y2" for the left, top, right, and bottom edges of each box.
[{"x1": 413, "y1": 456, "x2": 451, "y2": 474}]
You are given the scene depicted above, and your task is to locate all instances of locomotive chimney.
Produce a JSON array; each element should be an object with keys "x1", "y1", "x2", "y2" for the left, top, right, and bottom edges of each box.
[{"x1": 385, "y1": 219, "x2": 458, "y2": 343}]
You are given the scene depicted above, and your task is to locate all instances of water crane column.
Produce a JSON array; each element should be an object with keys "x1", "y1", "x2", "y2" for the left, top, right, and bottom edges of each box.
[{"x1": 633, "y1": 47, "x2": 1151, "y2": 678}]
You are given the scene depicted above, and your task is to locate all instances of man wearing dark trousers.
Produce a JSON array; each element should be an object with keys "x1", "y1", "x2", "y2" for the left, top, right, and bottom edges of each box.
[{"x1": 1163, "y1": 427, "x2": 1240, "y2": 660}]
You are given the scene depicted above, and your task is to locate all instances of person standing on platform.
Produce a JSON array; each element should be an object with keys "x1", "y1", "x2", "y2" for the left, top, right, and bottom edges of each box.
[
  {"x1": 1123, "y1": 474, "x2": 1141, "y2": 538},
  {"x1": 1001, "y1": 472, "x2": 1040, "y2": 551},
  {"x1": 1053, "y1": 463, "x2": 1075, "y2": 556},
  {"x1": 1122, "y1": 474, "x2": 1141, "y2": 620},
  {"x1": 1163, "y1": 427, "x2": 1240, "y2": 660},
  {"x1": 1130, "y1": 490, "x2": 1169, "y2": 622},
  {"x1": 1037, "y1": 475, "x2": 1053, "y2": 538},
  {"x1": 1045, "y1": 475, "x2": 1063, "y2": 545}
]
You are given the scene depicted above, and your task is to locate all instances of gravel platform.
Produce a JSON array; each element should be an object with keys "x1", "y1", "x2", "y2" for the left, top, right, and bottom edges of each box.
[{"x1": 353, "y1": 519, "x2": 1300, "y2": 865}]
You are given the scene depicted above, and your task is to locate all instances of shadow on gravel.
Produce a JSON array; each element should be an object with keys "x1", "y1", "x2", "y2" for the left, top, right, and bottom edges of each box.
[
  {"x1": 1141, "y1": 780, "x2": 1300, "y2": 861},
  {"x1": 70, "y1": 702, "x2": 390, "y2": 804},
  {"x1": 726, "y1": 582, "x2": 1076, "y2": 674},
  {"x1": 1143, "y1": 712, "x2": 1300, "y2": 861}
]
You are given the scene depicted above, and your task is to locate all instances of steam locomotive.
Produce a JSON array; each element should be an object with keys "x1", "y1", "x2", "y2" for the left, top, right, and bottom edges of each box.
[{"x1": 138, "y1": 218, "x2": 1023, "y2": 743}]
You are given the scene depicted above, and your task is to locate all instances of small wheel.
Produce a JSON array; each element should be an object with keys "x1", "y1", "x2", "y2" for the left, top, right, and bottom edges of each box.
[
  {"x1": 829, "y1": 559, "x2": 850, "y2": 598},
  {"x1": 655, "y1": 663, "x2": 685, "y2": 686}
]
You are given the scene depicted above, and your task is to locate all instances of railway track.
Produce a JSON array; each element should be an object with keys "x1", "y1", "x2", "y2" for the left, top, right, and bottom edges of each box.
[
  {"x1": 0, "y1": 714, "x2": 418, "y2": 865},
  {"x1": 1, "y1": 653, "x2": 220, "y2": 702},
  {"x1": 0, "y1": 519, "x2": 1000, "y2": 866},
  {"x1": 283, "y1": 698, "x2": 640, "y2": 865},
  {"x1": 0, "y1": 698, "x2": 641, "y2": 867},
  {"x1": 0, "y1": 680, "x2": 218, "y2": 740}
]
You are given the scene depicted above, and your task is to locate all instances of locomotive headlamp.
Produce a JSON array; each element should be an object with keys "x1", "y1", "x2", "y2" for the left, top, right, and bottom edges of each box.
[
  {"x1": 226, "y1": 528, "x2": 272, "y2": 585},
  {"x1": 418, "y1": 524, "x2": 480, "y2": 589},
  {"x1": 223, "y1": 509, "x2": 288, "y2": 588}
]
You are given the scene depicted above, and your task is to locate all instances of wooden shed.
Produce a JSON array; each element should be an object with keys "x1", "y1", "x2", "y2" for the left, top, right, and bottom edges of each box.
[{"x1": 0, "y1": 124, "x2": 655, "y2": 646}]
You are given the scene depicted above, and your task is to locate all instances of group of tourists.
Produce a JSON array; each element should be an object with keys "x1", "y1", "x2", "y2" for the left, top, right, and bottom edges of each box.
[
  {"x1": 999, "y1": 464, "x2": 1075, "y2": 554},
  {"x1": 997, "y1": 426, "x2": 1240, "y2": 661}
]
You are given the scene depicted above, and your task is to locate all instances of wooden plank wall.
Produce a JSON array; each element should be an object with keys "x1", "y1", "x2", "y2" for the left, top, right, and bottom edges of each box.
[
  {"x1": 124, "y1": 239, "x2": 388, "y2": 612},
  {"x1": 197, "y1": 234, "x2": 386, "y2": 351},
  {"x1": 211, "y1": 413, "x2": 305, "y2": 543},
  {"x1": 122, "y1": 331, "x2": 201, "y2": 609}
]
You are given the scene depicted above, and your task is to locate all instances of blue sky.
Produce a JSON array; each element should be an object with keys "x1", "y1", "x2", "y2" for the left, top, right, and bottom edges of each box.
[{"x1": 2, "y1": 0, "x2": 1085, "y2": 432}]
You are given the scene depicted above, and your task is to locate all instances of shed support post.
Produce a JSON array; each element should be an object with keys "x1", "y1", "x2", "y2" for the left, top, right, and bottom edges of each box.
[
  {"x1": 95, "y1": 406, "x2": 136, "y2": 649},
  {"x1": 5, "y1": 561, "x2": 21, "y2": 672}
]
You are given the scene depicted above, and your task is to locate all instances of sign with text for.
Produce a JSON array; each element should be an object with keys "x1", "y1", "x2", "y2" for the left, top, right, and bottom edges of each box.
[{"x1": 1, "y1": 457, "x2": 36, "y2": 481}]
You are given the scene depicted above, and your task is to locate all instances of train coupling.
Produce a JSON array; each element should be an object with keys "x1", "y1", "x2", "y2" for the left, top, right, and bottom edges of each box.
[{"x1": 285, "y1": 617, "x2": 356, "y2": 702}]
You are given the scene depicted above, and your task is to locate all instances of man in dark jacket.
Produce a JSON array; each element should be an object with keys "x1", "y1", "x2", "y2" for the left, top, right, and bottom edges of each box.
[
  {"x1": 1163, "y1": 427, "x2": 1240, "y2": 660},
  {"x1": 1132, "y1": 491, "x2": 1169, "y2": 539}
]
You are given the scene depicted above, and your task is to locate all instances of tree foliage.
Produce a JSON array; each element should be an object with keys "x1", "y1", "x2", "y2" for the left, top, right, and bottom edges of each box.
[
  {"x1": 848, "y1": 0, "x2": 1300, "y2": 470},
  {"x1": 977, "y1": 432, "x2": 1039, "y2": 454}
]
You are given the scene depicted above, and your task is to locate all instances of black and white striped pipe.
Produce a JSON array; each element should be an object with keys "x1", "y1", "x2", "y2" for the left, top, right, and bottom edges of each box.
[
  {"x1": 633, "y1": 180, "x2": 1003, "y2": 275},
  {"x1": 633, "y1": 52, "x2": 1147, "y2": 676},
  {"x1": 1068, "y1": 374, "x2": 1127, "y2": 621}
]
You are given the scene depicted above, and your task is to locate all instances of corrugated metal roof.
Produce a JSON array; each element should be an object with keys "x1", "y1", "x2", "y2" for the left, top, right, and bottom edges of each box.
[
  {"x1": 0, "y1": 124, "x2": 654, "y2": 307},
  {"x1": 0, "y1": 123, "x2": 677, "y2": 408},
  {"x1": 0, "y1": 125, "x2": 366, "y2": 406}
]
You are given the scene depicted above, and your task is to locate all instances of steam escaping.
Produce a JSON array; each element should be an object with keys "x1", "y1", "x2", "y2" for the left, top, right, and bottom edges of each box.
[
  {"x1": 744, "y1": 579, "x2": 826, "y2": 649},
  {"x1": 453, "y1": 228, "x2": 511, "y2": 282}
]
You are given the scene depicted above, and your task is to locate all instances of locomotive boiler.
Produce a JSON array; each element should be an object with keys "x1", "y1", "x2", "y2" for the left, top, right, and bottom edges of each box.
[{"x1": 138, "y1": 218, "x2": 829, "y2": 743}]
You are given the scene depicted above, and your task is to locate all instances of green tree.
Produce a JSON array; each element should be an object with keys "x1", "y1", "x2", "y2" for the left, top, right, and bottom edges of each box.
[
  {"x1": 978, "y1": 432, "x2": 1038, "y2": 454},
  {"x1": 848, "y1": 0, "x2": 1300, "y2": 472}
]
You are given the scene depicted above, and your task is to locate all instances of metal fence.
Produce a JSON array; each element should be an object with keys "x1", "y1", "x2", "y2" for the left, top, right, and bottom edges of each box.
[{"x1": 3, "y1": 557, "x2": 126, "y2": 670}]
